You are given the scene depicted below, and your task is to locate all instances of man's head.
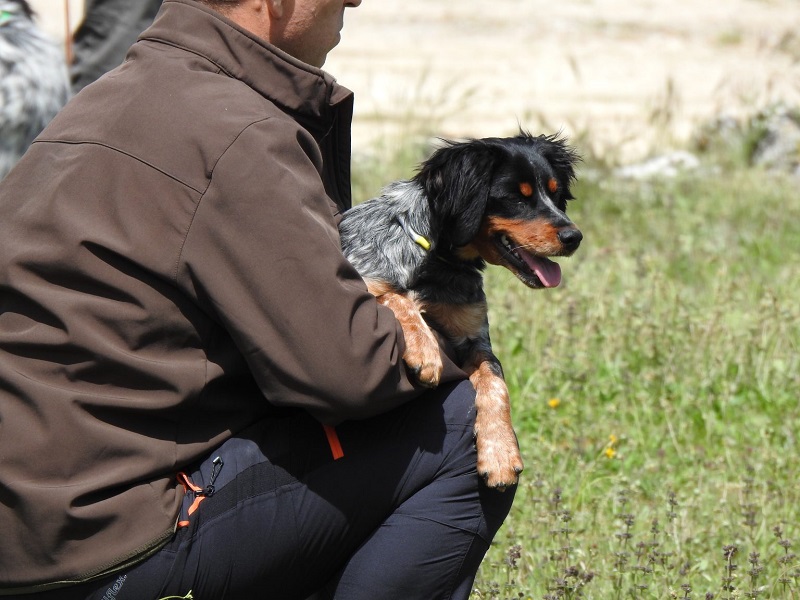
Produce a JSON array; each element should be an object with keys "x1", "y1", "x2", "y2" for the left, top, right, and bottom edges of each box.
[{"x1": 197, "y1": 0, "x2": 362, "y2": 68}]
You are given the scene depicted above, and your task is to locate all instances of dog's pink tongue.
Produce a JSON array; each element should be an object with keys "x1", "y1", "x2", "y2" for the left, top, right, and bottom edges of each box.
[{"x1": 523, "y1": 254, "x2": 562, "y2": 287}]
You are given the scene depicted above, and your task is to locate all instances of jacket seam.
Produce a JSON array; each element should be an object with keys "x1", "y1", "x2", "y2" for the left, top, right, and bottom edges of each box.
[
  {"x1": 31, "y1": 139, "x2": 205, "y2": 194},
  {"x1": 0, "y1": 526, "x2": 174, "y2": 595},
  {"x1": 172, "y1": 116, "x2": 274, "y2": 284},
  {"x1": 134, "y1": 39, "x2": 334, "y2": 128},
  {"x1": 138, "y1": 36, "x2": 237, "y2": 81}
]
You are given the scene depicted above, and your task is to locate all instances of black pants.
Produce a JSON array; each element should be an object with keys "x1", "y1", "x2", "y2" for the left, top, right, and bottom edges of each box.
[{"x1": 27, "y1": 381, "x2": 515, "y2": 599}]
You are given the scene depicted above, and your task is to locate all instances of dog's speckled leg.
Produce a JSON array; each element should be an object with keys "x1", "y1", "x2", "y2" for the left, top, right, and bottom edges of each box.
[
  {"x1": 467, "y1": 357, "x2": 523, "y2": 490},
  {"x1": 372, "y1": 290, "x2": 443, "y2": 388}
]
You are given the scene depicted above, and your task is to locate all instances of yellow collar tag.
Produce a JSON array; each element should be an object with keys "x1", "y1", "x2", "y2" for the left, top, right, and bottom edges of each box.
[
  {"x1": 396, "y1": 216, "x2": 431, "y2": 252},
  {"x1": 413, "y1": 233, "x2": 431, "y2": 251}
]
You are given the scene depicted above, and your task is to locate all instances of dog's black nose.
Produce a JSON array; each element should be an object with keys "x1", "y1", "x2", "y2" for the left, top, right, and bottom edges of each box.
[{"x1": 558, "y1": 228, "x2": 583, "y2": 251}]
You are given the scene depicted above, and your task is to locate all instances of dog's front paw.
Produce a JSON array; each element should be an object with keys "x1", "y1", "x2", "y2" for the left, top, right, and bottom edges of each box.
[
  {"x1": 403, "y1": 324, "x2": 443, "y2": 388},
  {"x1": 373, "y1": 291, "x2": 444, "y2": 388},
  {"x1": 474, "y1": 417, "x2": 524, "y2": 491}
]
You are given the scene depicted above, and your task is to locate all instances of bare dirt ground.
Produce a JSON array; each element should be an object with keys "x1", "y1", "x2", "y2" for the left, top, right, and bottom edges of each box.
[{"x1": 34, "y1": 0, "x2": 800, "y2": 161}]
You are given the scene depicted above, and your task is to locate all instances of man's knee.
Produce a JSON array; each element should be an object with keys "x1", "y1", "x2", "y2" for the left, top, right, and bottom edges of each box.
[
  {"x1": 435, "y1": 379, "x2": 517, "y2": 536},
  {"x1": 433, "y1": 378, "x2": 479, "y2": 430}
]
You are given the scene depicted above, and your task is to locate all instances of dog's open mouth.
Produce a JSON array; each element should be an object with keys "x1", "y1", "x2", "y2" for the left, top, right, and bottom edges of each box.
[{"x1": 497, "y1": 234, "x2": 562, "y2": 288}]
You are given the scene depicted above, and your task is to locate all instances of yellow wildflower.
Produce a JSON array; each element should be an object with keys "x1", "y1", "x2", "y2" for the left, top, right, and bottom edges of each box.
[
  {"x1": 547, "y1": 398, "x2": 561, "y2": 409},
  {"x1": 604, "y1": 433, "x2": 619, "y2": 459}
]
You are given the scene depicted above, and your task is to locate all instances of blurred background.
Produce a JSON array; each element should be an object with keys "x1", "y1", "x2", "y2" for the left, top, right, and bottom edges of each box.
[
  {"x1": 16, "y1": 3, "x2": 800, "y2": 597},
  {"x1": 31, "y1": 0, "x2": 800, "y2": 164}
]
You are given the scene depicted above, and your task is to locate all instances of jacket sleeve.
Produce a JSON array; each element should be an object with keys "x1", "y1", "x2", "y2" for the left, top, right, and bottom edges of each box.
[{"x1": 176, "y1": 117, "x2": 464, "y2": 423}]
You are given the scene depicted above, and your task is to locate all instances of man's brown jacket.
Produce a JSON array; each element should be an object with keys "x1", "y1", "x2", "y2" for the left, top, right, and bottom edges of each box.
[{"x1": 0, "y1": 0, "x2": 462, "y2": 591}]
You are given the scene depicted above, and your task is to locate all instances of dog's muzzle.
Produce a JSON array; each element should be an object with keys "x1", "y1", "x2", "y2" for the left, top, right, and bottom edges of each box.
[{"x1": 557, "y1": 227, "x2": 583, "y2": 255}]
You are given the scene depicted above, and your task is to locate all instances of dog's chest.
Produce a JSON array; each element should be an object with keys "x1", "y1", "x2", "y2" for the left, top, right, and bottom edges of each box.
[
  {"x1": 409, "y1": 264, "x2": 487, "y2": 340},
  {"x1": 417, "y1": 299, "x2": 487, "y2": 342}
]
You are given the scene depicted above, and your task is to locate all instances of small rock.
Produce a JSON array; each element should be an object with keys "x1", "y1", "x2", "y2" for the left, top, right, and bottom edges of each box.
[
  {"x1": 615, "y1": 151, "x2": 701, "y2": 180},
  {"x1": 750, "y1": 106, "x2": 800, "y2": 176}
]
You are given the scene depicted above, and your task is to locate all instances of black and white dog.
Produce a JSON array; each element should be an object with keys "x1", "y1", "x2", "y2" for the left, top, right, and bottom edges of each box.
[{"x1": 339, "y1": 132, "x2": 582, "y2": 490}]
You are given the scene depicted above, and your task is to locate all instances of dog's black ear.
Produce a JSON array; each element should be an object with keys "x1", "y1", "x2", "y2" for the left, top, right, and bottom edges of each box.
[{"x1": 413, "y1": 140, "x2": 499, "y2": 248}]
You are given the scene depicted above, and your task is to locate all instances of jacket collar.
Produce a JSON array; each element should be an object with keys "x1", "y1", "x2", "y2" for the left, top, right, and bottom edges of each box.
[
  {"x1": 139, "y1": 0, "x2": 354, "y2": 126},
  {"x1": 140, "y1": 0, "x2": 354, "y2": 210}
]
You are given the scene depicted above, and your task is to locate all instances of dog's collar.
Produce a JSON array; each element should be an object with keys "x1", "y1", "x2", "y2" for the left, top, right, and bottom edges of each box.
[
  {"x1": 395, "y1": 215, "x2": 431, "y2": 252},
  {"x1": 396, "y1": 215, "x2": 480, "y2": 271}
]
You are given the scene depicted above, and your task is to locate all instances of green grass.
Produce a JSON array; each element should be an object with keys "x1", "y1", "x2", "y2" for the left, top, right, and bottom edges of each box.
[
  {"x1": 352, "y1": 138, "x2": 800, "y2": 599},
  {"x1": 474, "y1": 167, "x2": 800, "y2": 600}
]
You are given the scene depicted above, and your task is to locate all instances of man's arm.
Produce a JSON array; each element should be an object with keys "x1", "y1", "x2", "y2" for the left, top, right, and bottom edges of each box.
[{"x1": 177, "y1": 117, "x2": 464, "y2": 423}]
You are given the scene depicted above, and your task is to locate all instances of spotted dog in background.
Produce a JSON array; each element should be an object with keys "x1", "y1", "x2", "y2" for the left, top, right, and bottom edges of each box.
[
  {"x1": 339, "y1": 132, "x2": 582, "y2": 490},
  {"x1": 0, "y1": 0, "x2": 70, "y2": 180}
]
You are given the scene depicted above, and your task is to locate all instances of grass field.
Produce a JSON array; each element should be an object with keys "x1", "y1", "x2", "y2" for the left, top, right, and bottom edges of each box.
[{"x1": 351, "y1": 127, "x2": 800, "y2": 599}]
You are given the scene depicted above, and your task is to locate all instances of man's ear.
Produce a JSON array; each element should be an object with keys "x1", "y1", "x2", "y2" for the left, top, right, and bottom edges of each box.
[{"x1": 265, "y1": 0, "x2": 284, "y2": 19}]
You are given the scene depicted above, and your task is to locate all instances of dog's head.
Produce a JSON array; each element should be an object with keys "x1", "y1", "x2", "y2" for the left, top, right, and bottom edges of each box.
[{"x1": 414, "y1": 131, "x2": 582, "y2": 289}]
